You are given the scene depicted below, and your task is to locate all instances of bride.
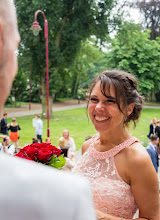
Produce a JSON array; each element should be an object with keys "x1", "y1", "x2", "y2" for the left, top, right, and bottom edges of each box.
[{"x1": 73, "y1": 70, "x2": 159, "y2": 220}]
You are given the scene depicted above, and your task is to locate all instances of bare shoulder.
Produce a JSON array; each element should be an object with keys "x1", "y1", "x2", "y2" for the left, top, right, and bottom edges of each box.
[
  {"x1": 81, "y1": 138, "x2": 92, "y2": 155},
  {"x1": 124, "y1": 142, "x2": 150, "y2": 167},
  {"x1": 123, "y1": 141, "x2": 158, "y2": 182}
]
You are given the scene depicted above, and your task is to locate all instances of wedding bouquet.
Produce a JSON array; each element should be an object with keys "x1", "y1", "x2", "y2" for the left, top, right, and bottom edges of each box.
[{"x1": 15, "y1": 142, "x2": 66, "y2": 169}]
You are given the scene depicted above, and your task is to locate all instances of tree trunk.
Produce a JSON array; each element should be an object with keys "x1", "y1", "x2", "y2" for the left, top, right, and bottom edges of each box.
[{"x1": 41, "y1": 74, "x2": 53, "y2": 119}]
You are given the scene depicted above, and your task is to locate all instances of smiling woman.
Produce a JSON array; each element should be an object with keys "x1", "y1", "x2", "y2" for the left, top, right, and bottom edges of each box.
[{"x1": 73, "y1": 70, "x2": 160, "y2": 220}]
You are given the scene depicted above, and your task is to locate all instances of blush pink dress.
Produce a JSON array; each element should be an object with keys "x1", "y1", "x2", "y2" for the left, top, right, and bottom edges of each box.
[{"x1": 72, "y1": 134, "x2": 138, "y2": 219}]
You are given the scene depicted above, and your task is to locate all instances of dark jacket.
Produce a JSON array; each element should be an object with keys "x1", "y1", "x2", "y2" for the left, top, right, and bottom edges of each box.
[
  {"x1": 147, "y1": 124, "x2": 156, "y2": 139},
  {"x1": 155, "y1": 126, "x2": 160, "y2": 139},
  {"x1": 0, "y1": 118, "x2": 8, "y2": 135}
]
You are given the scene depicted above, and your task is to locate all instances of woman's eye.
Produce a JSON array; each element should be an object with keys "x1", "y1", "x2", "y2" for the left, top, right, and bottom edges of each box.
[
  {"x1": 90, "y1": 98, "x2": 98, "y2": 103},
  {"x1": 106, "y1": 99, "x2": 116, "y2": 104}
]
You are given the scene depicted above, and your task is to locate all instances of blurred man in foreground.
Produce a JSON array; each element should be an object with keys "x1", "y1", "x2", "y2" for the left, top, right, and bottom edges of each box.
[{"x1": 0, "y1": 1, "x2": 96, "y2": 220}]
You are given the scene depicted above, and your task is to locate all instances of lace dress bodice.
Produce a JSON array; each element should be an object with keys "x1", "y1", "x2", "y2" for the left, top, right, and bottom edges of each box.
[{"x1": 72, "y1": 134, "x2": 138, "y2": 219}]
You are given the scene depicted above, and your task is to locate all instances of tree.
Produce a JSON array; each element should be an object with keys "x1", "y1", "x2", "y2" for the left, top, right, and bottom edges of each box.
[
  {"x1": 105, "y1": 22, "x2": 160, "y2": 99},
  {"x1": 130, "y1": 0, "x2": 160, "y2": 40},
  {"x1": 15, "y1": 0, "x2": 120, "y2": 117}
]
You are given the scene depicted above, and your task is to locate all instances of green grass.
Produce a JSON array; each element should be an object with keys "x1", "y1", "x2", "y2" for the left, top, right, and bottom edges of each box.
[{"x1": 7, "y1": 107, "x2": 160, "y2": 150}]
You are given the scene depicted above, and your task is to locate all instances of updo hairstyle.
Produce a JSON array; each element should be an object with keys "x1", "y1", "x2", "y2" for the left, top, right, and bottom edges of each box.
[{"x1": 88, "y1": 70, "x2": 144, "y2": 127}]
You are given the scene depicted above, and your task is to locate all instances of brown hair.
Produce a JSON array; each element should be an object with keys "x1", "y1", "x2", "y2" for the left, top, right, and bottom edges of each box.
[
  {"x1": 88, "y1": 70, "x2": 144, "y2": 127},
  {"x1": 150, "y1": 134, "x2": 158, "y2": 142}
]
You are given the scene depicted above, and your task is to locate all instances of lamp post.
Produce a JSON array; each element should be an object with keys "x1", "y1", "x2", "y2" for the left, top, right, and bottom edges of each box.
[{"x1": 30, "y1": 10, "x2": 50, "y2": 137}]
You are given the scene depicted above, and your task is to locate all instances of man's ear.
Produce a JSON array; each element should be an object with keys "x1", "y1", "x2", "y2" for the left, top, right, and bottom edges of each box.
[
  {"x1": 0, "y1": 23, "x2": 3, "y2": 63},
  {"x1": 127, "y1": 103, "x2": 135, "y2": 116}
]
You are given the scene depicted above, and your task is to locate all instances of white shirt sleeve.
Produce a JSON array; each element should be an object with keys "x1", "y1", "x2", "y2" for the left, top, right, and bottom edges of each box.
[
  {"x1": 7, "y1": 145, "x2": 15, "y2": 155},
  {"x1": 69, "y1": 138, "x2": 76, "y2": 152}
]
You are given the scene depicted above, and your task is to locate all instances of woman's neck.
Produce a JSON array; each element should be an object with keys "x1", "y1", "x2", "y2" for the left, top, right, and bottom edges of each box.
[{"x1": 99, "y1": 129, "x2": 131, "y2": 148}]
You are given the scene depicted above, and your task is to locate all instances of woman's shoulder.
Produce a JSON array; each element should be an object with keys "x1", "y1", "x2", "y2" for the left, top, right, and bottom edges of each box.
[
  {"x1": 124, "y1": 141, "x2": 152, "y2": 170},
  {"x1": 81, "y1": 138, "x2": 93, "y2": 155}
]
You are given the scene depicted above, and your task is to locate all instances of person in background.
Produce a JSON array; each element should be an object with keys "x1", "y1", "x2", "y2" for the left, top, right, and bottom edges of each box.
[
  {"x1": 0, "y1": 1, "x2": 96, "y2": 219},
  {"x1": 46, "y1": 137, "x2": 51, "y2": 143},
  {"x1": 73, "y1": 70, "x2": 160, "y2": 220},
  {"x1": 0, "y1": 113, "x2": 9, "y2": 135},
  {"x1": 60, "y1": 129, "x2": 76, "y2": 158},
  {"x1": 147, "y1": 117, "x2": 157, "y2": 139},
  {"x1": 35, "y1": 115, "x2": 43, "y2": 143},
  {"x1": 1, "y1": 136, "x2": 15, "y2": 155},
  {"x1": 155, "y1": 120, "x2": 160, "y2": 154},
  {"x1": 146, "y1": 134, "x2": 159, "y2": 173},
  {"x1": 59, "y1": 137, "x2": 75, "y2": 171},
  {"x1": 8, "y1": 118, "x2": 20, "y2": 153},
  {"x1": 32, "y1": 138, "x2": 39, "y2": 143}
]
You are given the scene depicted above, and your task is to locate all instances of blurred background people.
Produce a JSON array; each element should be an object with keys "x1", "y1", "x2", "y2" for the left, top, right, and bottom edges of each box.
[
  {"x1": 147, "y1": 117, "x2": 157, "y2": 139},
  {"x1": 59, "y1": 137, "x2": 74, "y2": 171},
  {"x1": 32, "y1": 138, "x2": 39, "y2": 143},
  {"x1": 0, "y1": 136, "x2": 15, "y2": 155},
  {"x1": 60, "y1": 129, "x2": 76, "y2": 158},
  {"x1": 8, "y1": 118, "x2": 21, "y2": 153},
  {"x1": 146, "y1": 134, "x2": 159, "y2": 173},
  {"x1": 35, "y1": 115, "x2": 43, "y2": 143},
  {"x1": 46, "y1": 137, "x2": 51, "y2": 143},
  {"x1": 0, "y1": 113, "x2": 9, "y2": 135}
]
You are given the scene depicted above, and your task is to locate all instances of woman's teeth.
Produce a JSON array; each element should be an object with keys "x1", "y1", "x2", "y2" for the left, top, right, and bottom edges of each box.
[{"x1": 95, "y1": 116, "x2": 109, "y2": 121}]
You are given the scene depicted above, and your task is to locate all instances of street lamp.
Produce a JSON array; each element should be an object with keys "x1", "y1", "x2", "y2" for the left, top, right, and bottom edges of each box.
[{"x1": 30, "y1": 10, "x2": 50, "y2": 137}]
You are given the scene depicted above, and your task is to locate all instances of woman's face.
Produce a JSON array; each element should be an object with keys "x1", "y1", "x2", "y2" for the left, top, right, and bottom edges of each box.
[
  {"x1": 88, "y1": 81, "x2": 126, "y2": 135},
  {"x1": 63, "y1": 131, "x2": 69, "y2": 139}
]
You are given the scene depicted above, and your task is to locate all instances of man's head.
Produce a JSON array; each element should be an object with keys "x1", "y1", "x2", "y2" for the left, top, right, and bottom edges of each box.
[
  {"x1": 0, "y1": 0, "x2": 20, "y2": 114},
  {"x1": 3, "y1": 113, "x2": 8, "y2": 119},
  {"x1": 35, "y1": 115, "x2": 40, "y2": 120},
  {"x1": 150, "y1": 134, "x2": 159, "y2": 146},
  {"x1": 3, "y1": 136, "x2": 10, "y2": 146}
]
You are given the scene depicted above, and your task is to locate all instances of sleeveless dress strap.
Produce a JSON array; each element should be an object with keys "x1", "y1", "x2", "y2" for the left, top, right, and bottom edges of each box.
[{"x1": 89, "y1": 134, "x2": 139, "y2": 160}]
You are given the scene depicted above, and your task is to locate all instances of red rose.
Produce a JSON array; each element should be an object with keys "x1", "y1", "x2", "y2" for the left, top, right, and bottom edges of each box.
[
  {"x1": 48, "y1": 145, "x2": 62, "y2": 157},
  {"x1": 15, "y1": 151, "x2": 26, "y2": 158},
  {"x1": 21, "y1": 146, "x2": 38, "y2": 160},
  {"x1": 37, "y1": 148, "x2": 52, "y2": 163}
]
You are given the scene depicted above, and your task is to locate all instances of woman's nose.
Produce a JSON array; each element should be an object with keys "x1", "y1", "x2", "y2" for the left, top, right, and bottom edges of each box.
[{"x1": 95, "y1": 102, "x2": 105, "y2": 111}]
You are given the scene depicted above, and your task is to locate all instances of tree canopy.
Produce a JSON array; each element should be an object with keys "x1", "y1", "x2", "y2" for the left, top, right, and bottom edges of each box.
[
  {"x1": 15, "y1": 0, "x2": 119, "y2": 95},
  {"x1": 105, "y1": 22, "x2": 160, "y2": 98}
]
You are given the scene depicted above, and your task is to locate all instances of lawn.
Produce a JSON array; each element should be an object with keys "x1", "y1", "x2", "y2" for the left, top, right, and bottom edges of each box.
[{"x1": 7, "y1": 107, "x2": 160, "y2": 150}]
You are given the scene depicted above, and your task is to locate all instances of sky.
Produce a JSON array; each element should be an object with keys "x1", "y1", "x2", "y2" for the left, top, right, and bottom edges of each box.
[{"x1": 118, "y1": 0, "x2": 142, "y2": 24}]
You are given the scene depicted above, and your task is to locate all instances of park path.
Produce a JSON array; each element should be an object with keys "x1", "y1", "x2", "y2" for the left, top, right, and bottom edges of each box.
[{"x1": 5, "y1": 100, "x2": 87, "y2": 118}]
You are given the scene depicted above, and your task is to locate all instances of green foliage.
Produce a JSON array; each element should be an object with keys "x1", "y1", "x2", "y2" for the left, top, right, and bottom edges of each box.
[
  {"x1": 105, "y1": 22, "x2": 160, "y2": 97},
  {"x1": 15, "y1": 0, "x2": 120, "y2": 99},
  {"x1": 48, "y1": 154, "x2": 66, "y2": 169}
]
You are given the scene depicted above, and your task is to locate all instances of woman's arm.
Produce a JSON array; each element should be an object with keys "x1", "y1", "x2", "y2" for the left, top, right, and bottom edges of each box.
[
  {"x1": 128, "y1": 144, "x2": 159, "y2": 220},
  {"x1": 96, "y1": 209, "x2": 147, "y2": 220}
]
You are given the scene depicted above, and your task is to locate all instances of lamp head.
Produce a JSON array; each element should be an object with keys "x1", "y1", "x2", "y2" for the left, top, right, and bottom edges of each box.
[{"x1": 30, "y1": 21, "x2": 42, "y2": 36}]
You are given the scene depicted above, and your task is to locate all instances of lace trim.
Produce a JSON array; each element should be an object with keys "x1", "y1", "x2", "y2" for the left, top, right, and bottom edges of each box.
[{"x1": 89, "y1": 134, "x2": 139, "y2": 160}]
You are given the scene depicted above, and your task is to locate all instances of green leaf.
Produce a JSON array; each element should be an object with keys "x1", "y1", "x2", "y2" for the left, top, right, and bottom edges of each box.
[{"x1": 49, "y1": 155, "x2": 66, "y2": 169}]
